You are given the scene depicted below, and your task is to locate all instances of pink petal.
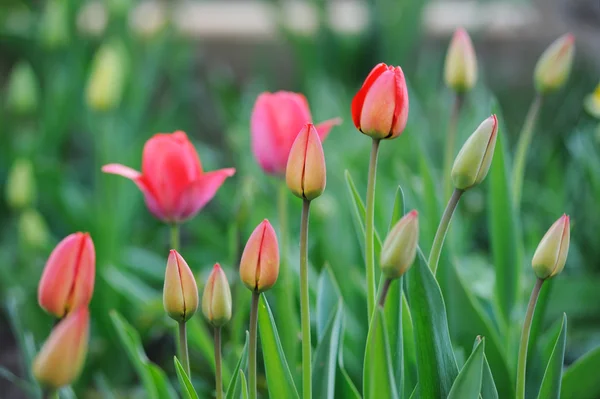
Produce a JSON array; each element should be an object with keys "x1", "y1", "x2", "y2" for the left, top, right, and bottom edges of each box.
[
  {"x1": 102, "y1": 164, "x2": 141, "y2": 180},
  {"x1": 315, "y1": 117, "x2": 342, "y2": 142},
  {"x1": 251, "y1": 93, "x2": 280, "y2": 174}
]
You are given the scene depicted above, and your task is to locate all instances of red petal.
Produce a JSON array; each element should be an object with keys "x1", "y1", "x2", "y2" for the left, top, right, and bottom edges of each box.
[{"x1": 351, "y1": 63, "x2": 389, "y2": 130}]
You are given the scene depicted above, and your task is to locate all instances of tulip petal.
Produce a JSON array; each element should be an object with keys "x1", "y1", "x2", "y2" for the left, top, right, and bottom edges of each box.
[
  {"x1": 315, "y1": 117, "x2": 342, "y2": 142},
  {"x1": 351, "y1": 63, "x2": 389, "y2": 130},
  {"x1": 174, "y1": 168, "x2": 236, "y2": 222},
  {"x1": 359, "y1": 69, "x2": 397, "y2": 138}
]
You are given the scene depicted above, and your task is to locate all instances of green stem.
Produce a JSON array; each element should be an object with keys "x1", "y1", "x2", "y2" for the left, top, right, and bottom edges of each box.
[
  {"x1": 43, "y1": 390, "x2": 60, "y2": 399},
  {"x1": 365, "y1": 138, "x2": 381, "y2": 317},
  {"x1": 170, "y1": 223, "x2": 180, "y2": 252},
  {"x1": 214, "y1": 327, "x2": 223, "y2": 399},
  {"x1": 377, "y1": 278, "x2": 393, "y2": 308},
  {"x1": 516, "y1": 278, "x2": 544, "y2": 399},
  {"x1": 249, "y1": 291, "x2": 259, "y2": 399},
  {"x1": 428, "y1": 188, "x2": 464, "y2": 275},
  {"x1": 300, "y1": 199, "x2": 312, "y2": 399},
  {"x1": 512, "y1": 94, "x2": 543, "y2": 207},
  {"x1": 443, "y1": 93, "x2": 465, "y2": 201},
  {"x1": 178, "y1": 321, "x2": 190, "y2": 377}
]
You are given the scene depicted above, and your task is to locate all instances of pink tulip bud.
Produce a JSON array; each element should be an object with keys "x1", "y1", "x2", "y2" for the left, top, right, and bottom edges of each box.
[
  {"x1": 32, "y1": 307, "x2": 90, "y2": 389},
  {"x1": 239, "y1": 220, "x2": 279, "y2": 292},
  {"x1": 202, "y1": 263, "x2": 232, "y2": 327},
  {"x1": 534, "y1": 33, "x2": 575, "y2": 94},
  {"x1": 38, "y1": 233, "x2": 95, "y2": 318},
  {"x1": 532, "y1": 215, "x2": 570, "y2": 279},
  {"x1": 251, "y1": 91, "x2": 340, "y2": 175},
  {"x1": 286, "y1": 123, "x2": 326, "y2": 200},
  {"x1": 163, "y1": 250, "x2": 199, "y2": 322},
  {"x1": 351, "y1": 63, "x2": 409, "y2": 140},
  {"x1": 444, "y1": 28, "x2": 478, "y2": 92},
  {"x1": 102, "y1": 131, "x2": 235, "y2": 223}
]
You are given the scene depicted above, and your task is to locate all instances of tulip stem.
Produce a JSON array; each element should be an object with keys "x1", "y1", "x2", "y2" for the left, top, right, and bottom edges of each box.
[
  {"x1": 512, "y1": 94, "x2": 543, "y2": 207},
  {"x1": 170, "y1": 224, "x2": 180, "y2": 252},
  {"x1": 365, "y1": 138, "x2": 381, "y2": 317},
  {"x1": 214, "y1": 327, "x2": 223, "y2": 399},
  {"x1": 377, "y1": 278, "x2": 393, "y2": 308},
  {"x1": 178, "y1": 321, "x2": 190, "y2": 377},
  {"x1": 300, "y1": 198, "x2": 312, "y2": 399},
  {"x1": 443, "y1": 93, "x2": 465, "y2": 201},
  {"x1": 43, "y1": 390, "x2": 59, "y2": 399},
  {"x1": 516, "y1": 278, "x2": 544, "y2": 399},
  {"x1": 249, "y1": 291, "x2": 259, "y2": 399},
  {"x1": 428, "y1": 188, "x2": 464, "y2": 275}
]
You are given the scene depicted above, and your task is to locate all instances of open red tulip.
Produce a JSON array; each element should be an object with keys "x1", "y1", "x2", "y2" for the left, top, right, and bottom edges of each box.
[{"x1": 102, "y1": 131, "x2": 235, "y2": 223}]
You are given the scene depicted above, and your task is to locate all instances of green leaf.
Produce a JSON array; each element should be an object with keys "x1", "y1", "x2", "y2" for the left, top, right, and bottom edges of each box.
[
  {"x1": 188, "y1": 317, "x2": 232, "y2": 384},
  {"x1": 406, "y1": 250, "x2": 458, "y2": 398},
  {"x1": 0, "y1": 367, "x2": 37, "y2": 396},
  {"x1": 312, "y1": 302, "x2": 344, "y2": 399},
  {"x1": 402, "y1": 292, "x2": 418, "y2": 398},
  {"x1": 383, "y1": 277, "x2": 403, "y2": 396},
  {"x1": 448, "y1": 337, "x2": 485, "y2": 399},
  {"x1": 109, "y1": 310, "x2": 175, "y2": 399},
  {"x1": 174, "y1": 357, "x2": 199, "y2": 399},
  {"x1": 561, "y1": 346, "x2": 600, "y2": 399},
  {"x1": 537, "y1": 314, "x2": 567, "y2": 399},
  {"x1": 225, "y1": 331, "x2": 250, "y2": 399},
  {"x1": 336, "y1": 320, "x2": 362, "y2": 399},
  {"x1": 481, "y1": 353, "x2": 499, "y2": 399},
  {"x1": 258, "y1": 294, "x2": 300, "y2": 399},
  {"x1": 240, "y1": 370, "x2": 249, "y2": 399},
  {"x1": 388, "y1": 185, "x2": 406, "y2": 232},
  {"x1": 363, "y1": 307, "x2": 399, "y2": 399},
  {"x1": 316, "y1": 266, "x2": 342, "y2": 341}
]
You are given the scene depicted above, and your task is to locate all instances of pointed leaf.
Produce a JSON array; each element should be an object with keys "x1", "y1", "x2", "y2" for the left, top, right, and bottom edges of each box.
[
  {"x1": 336, "y1": 318, "x2": 361, "y2": 399},
  {"x1": 402, "y1": 292, "x2": 418, "y2": 398},
  {"x1": 481, "y1": 353, "x2": 499, "y2": 399},
  {"x1": 240, "y1": 370, "x2": 249, "y2": 399},
  {"x1": 363, "y1": 307, "x2": 399, "y2": 399},
  {"x1": 537, "y1": 314, "x2": 567, "y2": 399},
  {"x1": 312, "y1": 302, "x2": 344, "y2": 399},
  {"x1": 174, "y1": 357, "x2": 199, "y2": 399},
  {"x1": 258, "y1": 294, "x2": 300, "y2": 399},
  {"x1": 383, "y1": 277, "x2": 403, "y2": 396},
  {"x1": 225, "y1": 331, "x2": 250, "y2": 399},
  {"x1": 317, "y1": 266, "x2": 342, "y2": 340},
  {"x1": 448, "y1": 337, "x2": 485, "y2": 399},
  {"x1": 388, "y1": 185, "x2": 406, "y2": 232}
]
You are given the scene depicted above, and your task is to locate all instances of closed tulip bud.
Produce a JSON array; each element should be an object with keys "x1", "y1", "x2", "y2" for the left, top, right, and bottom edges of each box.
[
  {"x1": 38, "y1": 233, "x2": 95, "y2": 318},
  {"x1": 532, "y1": 214, "x2": 570, "y2": 279},
  {"x1": 5, "y1": 158, "x2": 36, "y2": 210},
  {"x1": 444, "y1": 28, "x2": 478, "y2": 92},
  {"x1": 534, "y1": 34, "x2": 575, "y2": 94},
  {"x1": 380, "y1": 210, "x2": 419, "y2": 279},
  {"x1": 163, "y1": 250, "x2": 199, "y2": 322},
  {"x1": 239, "y1": 220, "x2": 279, "y2": 292},
  {"x1": 351, "y1": 63, "x2": 409, "y2": 140},
  {"x1": 40, "y1": 0, "x2": 69, "y2": 49},
  {"x1": 451, "y1": 115, "x2": 498, "y2": 190},
  {"x1": 584, "y1": 82, "x2": 600, "y2": 119},
  {"x1": 286, "y1": 123, "x2": 326, "y2": 200},
  {"x1": 85, "y1": 41, "x2": 128, "y2": 112},
  {"x1": 19, "y1": 209, "x2": 50, "y2": 250},
  {"x1": 202, "y1": 264, "x2": 232, "y2": 327},
  {"x1": 6, "y1": 61, "x2": 40, "y2": 115},
  {"x1": 33, "y1": 307, "x2": 89, "y2": 389}
]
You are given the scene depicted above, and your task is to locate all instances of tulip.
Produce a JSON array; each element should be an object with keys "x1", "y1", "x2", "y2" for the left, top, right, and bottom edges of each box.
[
  {"x1": 38, "y1": 233, "x2": 95, "y2": 318},
  {"x1": 380, "y1": 210, "x2": 419, "y2": 279},
  {"x1": 5, "y1": 158, "x2": 36, "y2": 210},
  {"x1": 351, "y1": 63, "x2": 409, "y2": 140},
  {"x1": 532, "y1": 214, "x2": 570, "y2": 280},
  {"x1": 584, "y1": 82, "x2": 600, "y2": 119},
  {"x1": 251, "y1": 91, "x2": 340, "y2": 175},
  {"x1": 163, "y1": 250, "x2": 199, "y2": 322},
  {"x1": 85, "y1": 40, "x2": 128, "y2": 111},
  {"x1": 202, "y1": 264, "x2": 232, "y2": 327},
  {"x1": 6, "y1": 61, "x2": 39, "y2": 115},
  {"x1": 32, "y1": 307, "x2": 89, "y2": 389},
  {"x1": 103, "y1": 131, "x2": 235, "y2": 223},
  {"x1": 451, "y1": 115, "x2": 498, "y2": 190},
  {"x1": 534, "y1": 34, "x2": 575, "y2": 94},
  {"x1": 40, "y1": 0, "x2": 69, "y2": 49},
  {"x1": 444, "y1": 28, "x2": 478, "y2": 92},
  {"x1": 286, "y1": 123, "x2": 326, "y2": 201},
  {"x1": 239, "y1": 220, "x2": 279, "y2": 292},
  {"x1": 19, "y1": 209, "x2": 50, "y2": 250}
]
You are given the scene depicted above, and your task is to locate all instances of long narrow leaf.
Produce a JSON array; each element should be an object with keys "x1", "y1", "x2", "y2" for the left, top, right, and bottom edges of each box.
[
  {"x1": 384, "y1": 277, "x2": 403, "y2": 396},
  {"x1": 561, "y1": 345, "x2": 600, "y2": 398},
  {"x1": 481, "y1": 353, "x2": 499, "y2": 399},
  {"x1": 537, "y1": 314, "x2": 567, "y2": 399},
  {"x1": 388, "y1": 185, "x2": 406, "y2": 232},
  {"x1": 174, "y1": 357, "x2": 199, "y2": 399},
  {"x1": 312, "y1": 302, "x2": 344, "y2": 399},
  {"x1": 363, "y1": 307, "x2": 399, "y2": 399},
  {"x1": 402, "y1": 292, "x2": 417, "y2": 398},
  {"x1": 344, "y1": 170, "x2": 382, "y2": 257},
  {"x1": 316, "y1": 266, "x2": 342, "y2": 340},
  {"x1": 447, "y1": 337, "x2": 485, "y2": 399},
  {"x1": 225, "y1": 331, "x2": 250, "y2": 399}
]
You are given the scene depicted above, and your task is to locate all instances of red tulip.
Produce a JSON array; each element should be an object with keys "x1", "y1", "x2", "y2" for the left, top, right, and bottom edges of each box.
[
  {"x1": 251, "y1": 91, "x2": 340, "y2": 175},
  {"x1": 38, "y1": 233, "x2": 95, "y2": 318},
  {"x1": 102, "y1": 131, "x2": 235, "y2": 223},
  {"x1": 351, "y1": 63, "x2": 409, "y2": 139}
]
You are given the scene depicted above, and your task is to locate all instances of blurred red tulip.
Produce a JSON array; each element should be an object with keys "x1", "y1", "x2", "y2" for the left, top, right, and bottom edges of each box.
[
  {"x1": 38, "y1": 233, "x2": 95, "y2": 318},
  {"x1": 102, "y1": 131, "x2": 235, "y2": 223},
  {"x1": 250, "y1": 91, "x2": 340, "y2": 175},
  {"x1": 351, "y1": 63, "x2": 409, "y2": 139}
]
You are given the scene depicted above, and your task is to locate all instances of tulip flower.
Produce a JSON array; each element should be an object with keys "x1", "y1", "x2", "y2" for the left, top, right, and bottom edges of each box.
[
  {"x1": 38, "y1": 233, "x2": 95, "y2": 318},
  {"x1": 239, "y1": 219, "x2": 279, "y2": 293},
  {"x1": 6, "y1": 61, "x2": 39, "y2": 115},
  {"x1": 202, "y1": 264, "x2": 232, "y2": 327},
  {"x1": 380, "y1": 210, "x2": 419, "y2": 279},
  {"x1": 444, "y1": 28, "x2": 478, "y2": 93},
  {"x1": 32, "y1": 307, "x2": 89, "y2": 389},
  {"x1": 85, "y1": 40, "x2": 128, "y2": 111},
  {"x1": 532, "y1": 214, "x2": 570, "y2": 280},
  {"x1": 584, "y1": 82, "x2": 600, "y2": 119},
  {"x1": 351, "y1": 63, "x2": 409, "y2": 140},
  {"x1": 5, "y1": 158, "x2": 36, "y2": 210},
  {"x1": 451, "y1": 115, "x2": 498, "y2": 190},
  {"x1": 286, "y1": 123, "x2": 326, "y2": 201},
  {"x1": 102, "y1": 131, "x2": 235, "y2": 224},
  {"x1": 250, "y1": 91, "x2": 340, "y2": 175},
  {"x1": 534, "y1": 33, "x2": 575, "y2": 94},
  {"x1": 163, "y1": 250, "x2": 199, "y2": 322}
]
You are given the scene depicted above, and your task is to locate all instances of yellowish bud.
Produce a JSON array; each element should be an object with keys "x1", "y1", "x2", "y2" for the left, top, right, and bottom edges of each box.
[
  {"x1": 532, "y1": 214, "x2": 570, "y2": 280},
  {"x1": 6, "y1": 61, "x2": 39, "y2": 115},
  {"x1": 286, "y1": 123, "x2": 327, "y2": 201},
  {"x1": 202, "y1": 264, "x2": 232, "y2": 327},
  {"x1": 584, "y1": 82, "x2": 600, "y2": 119},
  {"x1": 380, "y1": 210, "x2": 419, "y2": 279},
  {"x1": 444, "y1": 28, "x2": 478, "y2": 92},
  {"x1": 451, "y1": 115, "x2": 498, "y2": 190},
  {"x1": 19, "y1": 209, "x2": 50, "y2": 250},
  {"x1": 163, "y1": 250, "x2": 199, "y2": 322},
  {"x1": 6, "y1": 158, "x2": 36, "y2": 210},
  {"x1": 239, "y1": 220, "x2": 279, "y2": 293},
  {"x1": 534, "y1": 34, "x2": 575, "y2": 94},
  {"x1": 85, "y1": 41, "x2": 127, "y2": 112}
]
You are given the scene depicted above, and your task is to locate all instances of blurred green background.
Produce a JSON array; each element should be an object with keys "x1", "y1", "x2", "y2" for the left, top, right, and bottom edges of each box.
[{"x1": 1, "y1": 0, "x2": 599, "y2": 398}]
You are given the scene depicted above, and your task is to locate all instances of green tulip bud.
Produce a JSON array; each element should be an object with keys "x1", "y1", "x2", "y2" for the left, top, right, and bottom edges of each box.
[
  {"x1": 444, "y1": 28, "x2": 478, "y2": 93},
  {"x1": 40, "y1": 0, "x2": 69, "y2": 49},
  {"x1": 534, "y1": 34, "x2": 575, "y2": 94},
  {"x1": 6, "y1": 158, "x2": 36, "y2": 210},
  {"x1": 532, "y1": 214, "x2": 570, "y2": 280},
  {"x1": 85, "y1": 41, "x2": 128, "y2": 112},
  {"x1": 6, "y1": 62, "x2": 39, "y2": 115},
  {"x1": 19, "y1": 209, "x2": 49, "y2": 250},
  {"x1": 380, "y1": 210, "x2": 419, "y2": 279}
]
